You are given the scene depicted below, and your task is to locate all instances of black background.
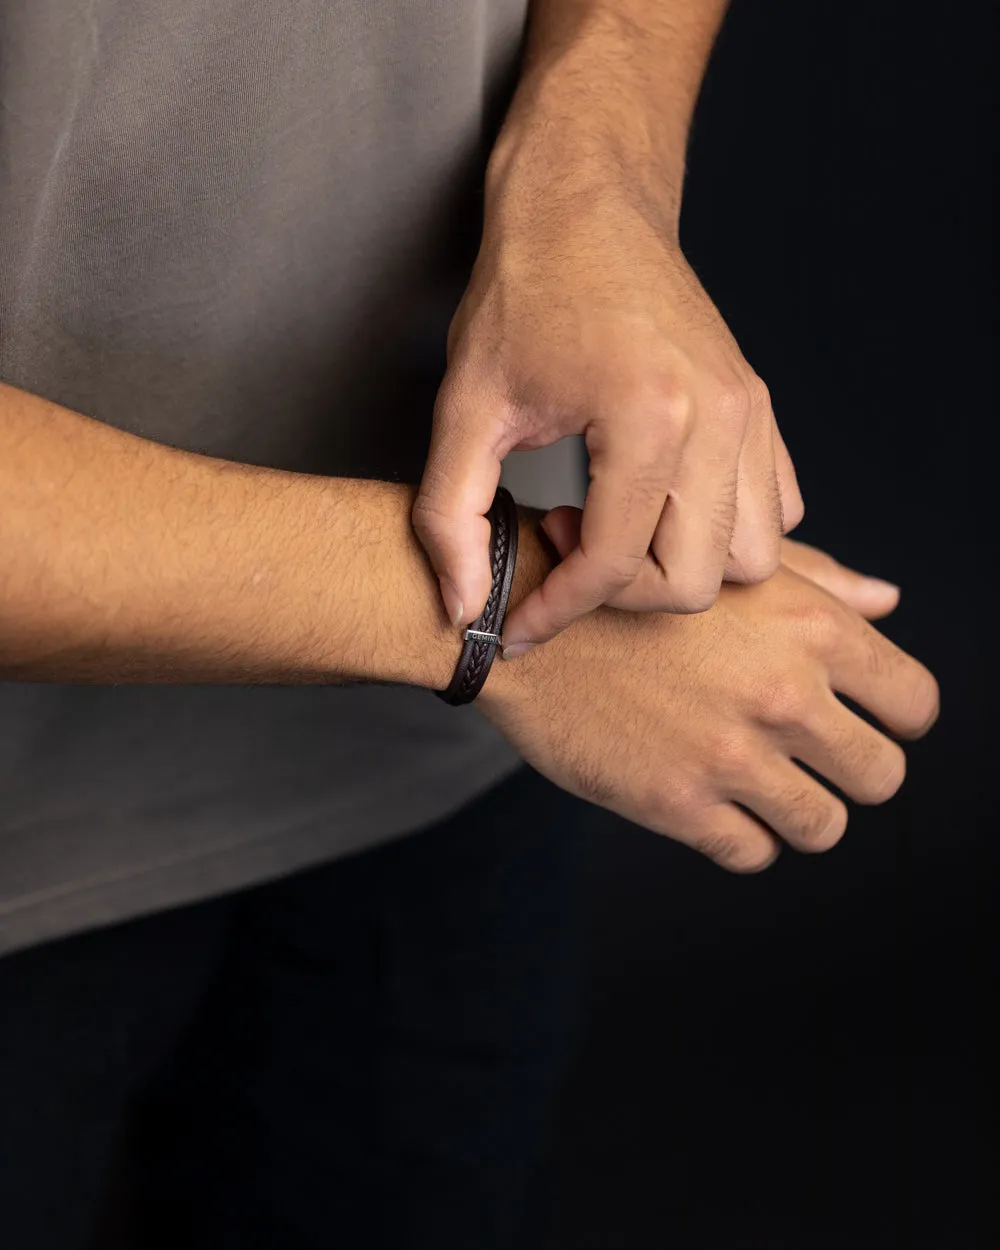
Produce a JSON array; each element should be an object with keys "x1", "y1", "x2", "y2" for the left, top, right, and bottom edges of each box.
[{"x1": 543, "y1": 3, "x2": 994, "y2": 1247}]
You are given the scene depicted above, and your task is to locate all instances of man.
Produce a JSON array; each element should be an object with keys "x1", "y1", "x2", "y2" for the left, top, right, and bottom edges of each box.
[{"x1": 0, "y1": 2, "x2": 937, "y2": 1248}]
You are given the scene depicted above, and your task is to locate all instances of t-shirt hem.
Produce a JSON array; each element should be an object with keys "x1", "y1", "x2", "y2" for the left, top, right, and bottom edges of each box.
[{"x1": 0, "y1": 757, "x2": 525, "y2": 959}]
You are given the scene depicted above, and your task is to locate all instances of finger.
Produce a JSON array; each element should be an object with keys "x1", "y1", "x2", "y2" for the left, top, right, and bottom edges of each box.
[
  {"x1": 538, "y1": 505, "x2": 678, "y2": 612},
  {"x1": 677, "y1": 802, "x2": 782, "y2": 874},
  {"x1": 728, "y1": 750, "x2": 848, "y2": 854},
  {"x1": 724, "y1": 397, "x2": 783, "y2": 584},
  {"x1": 773, "y1": 420, "x2": 805, "y2": 533},
  {"x1": 543, "y1": 504, "x2": 732, "y2": 614},
  {"x1": 647, "y1": 377, "x2": 753, "y2": 611},
  {"x1": 538, "y1": 505, "x2": 580, "y2": 560},
  {"x1": 779, "y1": 538, "x2": 901, "y2": 620},
  {"x1": 502, "y1": 420, "x2": 675, "y2": 647},
  {"x1": 546, "y1": 507, "x2": 903, "y2": 629},
  {"x1": 826, "y1": 617, "x2": 940, "y2": 740},
  {"x1": 413, "y1": 378, "x2": 511, "y2": 627},
  {"x1": 785, "y1": 688, "x2": 908, "y2": 805}
]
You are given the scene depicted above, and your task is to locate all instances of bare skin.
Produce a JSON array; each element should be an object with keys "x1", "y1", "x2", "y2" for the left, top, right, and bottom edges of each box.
[
  {"x1": 0, "y1": 384, "x2": 937, "y2": 871},
  {"x1": 415, "y1": 0, "x2": 803, "y2": 647},
  {"x1": 487, "y1": 514, "x2": 936, "y2": 872},
  {"x1": 0, "y1": 384, "x2": 460, "y2": 690}
]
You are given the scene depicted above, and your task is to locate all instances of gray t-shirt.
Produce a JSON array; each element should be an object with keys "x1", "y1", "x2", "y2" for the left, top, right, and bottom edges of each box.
[{"x1": 0, "y1": 0, "x2": 530, "y2": 956}]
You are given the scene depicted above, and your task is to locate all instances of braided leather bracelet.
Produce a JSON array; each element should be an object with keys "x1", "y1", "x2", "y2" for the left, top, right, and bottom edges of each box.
[{"x1": 436, "y1": 486, "x2": 519, "y2": 706}]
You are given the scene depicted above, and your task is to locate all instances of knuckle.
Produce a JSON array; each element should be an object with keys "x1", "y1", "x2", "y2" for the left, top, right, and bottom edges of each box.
[
  {"x1": 752, "y1": 675, "x2": 811, "y2": 731},
  {"x1": 623, "y1": 426, "x2": 666, "y2": 469},
  {"x1": 662, "y1": 570, "x2": 723, "y2": 614},
  {"x1": 796, "y1": 696, "x2": 836, "y2": 745},
  {"x1": 659, "y1": 388, "x2": 695, "y2": 444},
  {"x1": 615, "y1": 371, "x2": 691, "y2": 429},
  {"x1": 640, "y1": 774, "x2": 713, "y2": 838},
  {"x1": 710, "y1": 482, "x2": 739, "y2": 557},
  {"x1": 823, "y1": 720, "x2": 908, "y2": 805},
  {"x1": 747, "y1": 373, "x2": 773, "y2": 413},
  {"x1": 728, "y1": 541, "x2": 782, "y2": 585},
  {"x1": 706, "y1": 730, "x2": 757, "y2": 780},
  {"x1": 794, "y1": 600, "x2": 846, "y2": 656},
  {"x1": 672, "y1": 584, "x2": 720, "y2": 614},
  {"x1": 597, "y1": 376, "x2": 691, "y2": 452},
  {"x1": 862, "y1": 631, "x2": 896, "y2": 681},
  {"x1": 781, "y1": 490, "x2": 806, "y2": 533},
  {"x1": 639, "y1": 790, "x2": 681, "y2": 838},
  {"x1": 648, "y1": 773, "x2": 706, "y2": 826},
  {"x1": 696, "y1": 827, "x2": 777, "y2": 874},
  {"x1": 639, "y1": 787, "x2": 670, "y2": 828},
  {"x1": 793, "y1": 795, "x2": 848, "y2": 851},
  {"x1": 410, "y1": 491, "x2": 451, "y2": 540},
  {"x1": 710, "y1": 375, "x2": 753, "y2": 428},
  {"x1": 694, "y1": 828, "x2": 746, "y2": 869}
]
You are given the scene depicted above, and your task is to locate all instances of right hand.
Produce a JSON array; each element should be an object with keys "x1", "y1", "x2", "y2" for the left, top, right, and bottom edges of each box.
[{"x1": 480, "y1": 520, "x2": 938, "y2": 872}]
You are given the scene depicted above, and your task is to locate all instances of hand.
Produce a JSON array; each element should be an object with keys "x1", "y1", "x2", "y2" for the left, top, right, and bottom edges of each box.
[
  {"x1": 480, "y1": 517, "x2": 937, "y2": 872},
  {"x1": 414, "y1": 99, "x2": 803, "y2": 645}
]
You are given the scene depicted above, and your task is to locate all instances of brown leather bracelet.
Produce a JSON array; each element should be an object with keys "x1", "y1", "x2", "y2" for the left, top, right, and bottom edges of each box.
[{"x1": 436, "y1": 486, "x2": 519, "y2": 706}]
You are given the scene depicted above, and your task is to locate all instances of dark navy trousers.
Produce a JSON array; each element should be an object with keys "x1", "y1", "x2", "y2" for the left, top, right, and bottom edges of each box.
[{"x1": 0, "y1": 767, "x2": 594, "y2": 1250}]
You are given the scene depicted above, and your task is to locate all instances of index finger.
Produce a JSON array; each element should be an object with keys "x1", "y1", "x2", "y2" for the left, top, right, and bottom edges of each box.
[{"x1": 501, "y1": 424, "x2": 674, "y2": 648}]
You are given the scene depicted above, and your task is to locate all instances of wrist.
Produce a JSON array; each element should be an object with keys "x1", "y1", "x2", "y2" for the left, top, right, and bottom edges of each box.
[
  {"x1": 363, "y1": 492, "x2": 555, "y2": 701},
  {"x1": 486, "y1": 66, "x2": 685, "y2": 242},
  {"x1": 487, "y1": 2, "x2": 716, "y2": 232},
  {"x1": 352, "y1": 481, "x2": 464, "y2": 692}
]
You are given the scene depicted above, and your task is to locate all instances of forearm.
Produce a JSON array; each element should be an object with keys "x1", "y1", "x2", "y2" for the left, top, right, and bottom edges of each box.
[
  {"x1": 0, "y1": 384, "x2": 472, "y2": 687},
  {"x1": 489, "y1": 0, "x2": 729, "y2": 230}
]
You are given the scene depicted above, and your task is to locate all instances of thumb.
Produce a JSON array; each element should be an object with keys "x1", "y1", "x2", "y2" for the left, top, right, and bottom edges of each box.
[
  {"x1": 539, "y1": 505, "x2": 582, "y2": 560},
  {"x1": 780, "y1": 538, "x2": 900, "y2": 620},
  {"x1": 413, "y1": 389, "x2": 507, "y2": 627}
]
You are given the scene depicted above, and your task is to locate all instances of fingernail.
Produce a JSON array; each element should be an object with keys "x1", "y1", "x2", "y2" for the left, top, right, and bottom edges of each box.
[
  {"x1": 439, "y1": 578, "x2": 464, "y2": 627},
  {"x1": 502, "y1": 642, "x2": 535, "y2": 660},
  {"x1": 862, "y1": 577, "x2": 900, "y2": 596}
]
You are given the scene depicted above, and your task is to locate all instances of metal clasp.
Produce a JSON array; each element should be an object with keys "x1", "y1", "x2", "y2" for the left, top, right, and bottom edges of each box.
[{"x1": 464, "y1": 628, "x2": 502, "y2": 646}]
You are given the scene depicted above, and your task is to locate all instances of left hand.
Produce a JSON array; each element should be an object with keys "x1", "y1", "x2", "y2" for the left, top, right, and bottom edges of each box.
[{"x1": 413, "y1": 97, "x2": 804, "y2": 647}]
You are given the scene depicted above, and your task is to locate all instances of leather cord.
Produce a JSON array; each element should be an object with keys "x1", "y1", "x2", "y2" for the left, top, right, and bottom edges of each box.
[{"x1": 436, "y1": 487, "x2": 519, "y2": 706}]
